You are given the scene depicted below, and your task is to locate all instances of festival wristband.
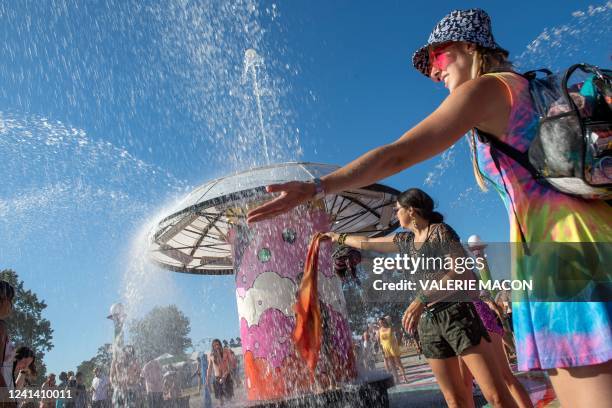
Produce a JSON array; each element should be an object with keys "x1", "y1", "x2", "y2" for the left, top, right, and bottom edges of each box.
[{"x1": 312, "y1": 177, "x2": 325, "y2": 200}]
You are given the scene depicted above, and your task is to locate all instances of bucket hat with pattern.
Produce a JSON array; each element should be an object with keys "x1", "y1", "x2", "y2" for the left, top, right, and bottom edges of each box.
[{"x1": 412, "y1": 8, "x2": 508, "y2": 77}]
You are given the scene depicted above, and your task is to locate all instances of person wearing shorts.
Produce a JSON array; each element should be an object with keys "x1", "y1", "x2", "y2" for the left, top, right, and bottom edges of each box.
[{"x1": 323, "y1": 188, "x2": 516, "y2": 407}]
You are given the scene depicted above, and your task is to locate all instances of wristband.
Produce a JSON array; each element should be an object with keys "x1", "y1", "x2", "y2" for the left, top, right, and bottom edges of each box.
[
  {"x1": 312, "y1": 177, "x2": 325, "y2": 200},
  {"x1": 338, "y1": 233, "x2": 348, "y2": 246},
  {"x1": 417, "y1": 293, "x2": 428, "y2": 304}
]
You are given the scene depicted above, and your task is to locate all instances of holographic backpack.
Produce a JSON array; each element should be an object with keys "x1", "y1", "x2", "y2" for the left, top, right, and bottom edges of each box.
[{"x1": 481, "y1": 63, "x2": 612, "y2": 200}]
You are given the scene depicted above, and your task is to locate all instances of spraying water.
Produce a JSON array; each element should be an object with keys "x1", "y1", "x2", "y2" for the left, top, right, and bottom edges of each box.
[
  {"x1": 0, "y1": 0, "x2": 609, "y2": 391},
  {"x1": 243, "y1": 48, "x2": 270, "y2": 164}
]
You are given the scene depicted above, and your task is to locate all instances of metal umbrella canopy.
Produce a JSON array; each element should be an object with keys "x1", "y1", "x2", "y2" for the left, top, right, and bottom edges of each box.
[{"x1": 149, "y1": 162, "x2": 400, "y2": 275}]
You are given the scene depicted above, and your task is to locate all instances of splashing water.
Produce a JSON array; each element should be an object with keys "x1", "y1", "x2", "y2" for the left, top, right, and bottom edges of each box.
[
  {"x1": 515, "y1": 2, "x2": 611, "y2": 70},
  {"x1": 0, "y1": 0, "x2": 300, "y2": 326},
  {"x1": 0, "y1": 112, "x2": 186, "y2": 252},
  {"x1": 423, "y1": 144, "x2": 457, "y2": 187},
  {"x1": 148, "y1": 0, "x2": 301, "y2": 172},
  {"x1": 243, "y1": 48, "x2": 270, "y2": 164},
  {"x1": 116, "y1": 1, "x2": 303, "y2": 325}
]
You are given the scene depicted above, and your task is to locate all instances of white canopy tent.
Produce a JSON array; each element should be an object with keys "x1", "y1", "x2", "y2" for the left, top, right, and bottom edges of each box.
[{"x1": 148, "y1": 162, "x2": 400, "y2": 275}]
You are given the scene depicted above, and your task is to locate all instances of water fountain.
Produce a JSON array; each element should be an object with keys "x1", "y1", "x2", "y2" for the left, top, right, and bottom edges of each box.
[{"x1": 148, "y1": 162, "x2": 400, "y2": 406}]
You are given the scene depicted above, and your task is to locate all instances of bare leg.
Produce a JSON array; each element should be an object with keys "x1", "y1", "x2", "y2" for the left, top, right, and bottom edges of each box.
[
  {"x1": 490, "y1": 333, "x2": 533, "y2": 408},
  {"x1": 383, "y1": 355, "x2": 390, "y2": 373},
  {"x1": 428, "y1": 357, "x2": 475, "y2": 408},
  {"x1": 461, "y1": 340, "x2": 518, "y2": 408},
  {"x1": 548, "y1": 360, "x2": 612, "y2": 408},
  {"x1": 383, "y1": 356, "x2": 398, "y2": 383},
  {"x1": 458, "y1": 357, "x2": 474, "y2": 395},
  {"x1": 502, "y1": 331, "x2": 516, "y2": 358},
  {"x1": 393, "y1": 356, "x2": 408, "y2": 382}
]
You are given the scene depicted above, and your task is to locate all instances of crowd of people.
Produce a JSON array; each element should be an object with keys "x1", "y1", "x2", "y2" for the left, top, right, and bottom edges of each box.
[{"x1": 0, "y1": 278, "x2": 242, "y2": 408}]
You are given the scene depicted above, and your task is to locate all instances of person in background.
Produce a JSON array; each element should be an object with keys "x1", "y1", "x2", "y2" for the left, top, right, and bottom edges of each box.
[
  {"x1": 111, "y1": 346, "x2": 140, "y2": 408},
  {"x1": 140, "y1": 358, "x2": 163, "y2": 408},
  {"x1": 55, "y1": 372, "x2": 68, "y2": 408},
  {"x1": 64, "y1": 374, "x2": 76, "y2": 408},
  {"x1": 361, "y1": 329, "x2": 376, "y2": 371},
  {"x1": 91, "y1": 367, "x2": 110, "y2": 408},
  {"x1": 0, "y1": 280, "x2": 16, "y2": 406},
  {"x1": 73, "y1": 373, "x2": 86, "y2": 408},
  {"x1": 386, "y1": 316, "x2": 402, "y2": 347},
  {"x1": 162, "y1": 371, "x2": 180, "y2": 408},
  {"x1": 221, "y1": 344, "x2": 238, "y2": 388},
  {"x1": 206, "y1": 340, "x2": 233, "y2": 406},
  {"x1": 13, "y1": 347, "x2": 36, "y2": 389},
  {"x1": 12, "y1": 347, "x2": 36, "y2": 408},
  {"x1": 197, "y1": 353, "x2": 212, "y2": 408},
  {"x1": 376, "y1": 317, "x2": 407, "y2": 384},
  {"x1": 124, "y1": 346, "x2": 141, "y2": 408},
  {"x1": 495, "y1": 290, "x2": 513, "y2": 332},
  {"x1": 40, "y1": 373, "x2": 57, "y2": 408}
]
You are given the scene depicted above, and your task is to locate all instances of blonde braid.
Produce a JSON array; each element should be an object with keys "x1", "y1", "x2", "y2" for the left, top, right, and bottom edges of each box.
[
  {"x1": 468, "y1": 130, "x2": 489, "y2": 191},
  {"x1": 466, "y1": 46, "x2": 513, "y2": 191},
  {"x1": 469, "y1": 49, "x2": 490, "y2": 191}
]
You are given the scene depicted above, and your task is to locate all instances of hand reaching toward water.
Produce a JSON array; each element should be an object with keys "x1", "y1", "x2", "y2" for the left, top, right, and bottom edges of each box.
[{"x1": 246, "y1": 181, "x2": 316, "y2": 224}]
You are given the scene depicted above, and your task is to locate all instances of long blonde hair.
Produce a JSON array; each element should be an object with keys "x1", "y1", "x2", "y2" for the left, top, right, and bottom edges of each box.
[{"x1": 467, "y1": 45, "x2": 512, "y2": 191}]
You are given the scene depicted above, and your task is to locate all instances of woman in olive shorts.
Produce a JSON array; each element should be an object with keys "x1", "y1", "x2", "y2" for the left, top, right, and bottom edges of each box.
[{"x1": 325, "y1": 188, "x2": 518, "y2": 407}]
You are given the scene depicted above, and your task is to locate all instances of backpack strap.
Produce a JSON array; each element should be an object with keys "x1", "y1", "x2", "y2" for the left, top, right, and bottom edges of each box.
[
  {"x1": 484, "y1": 134, "x2": 542, "y2": 179},
  {"x1": 474, "y1": 129, "x2": 531, "y2": 255}
]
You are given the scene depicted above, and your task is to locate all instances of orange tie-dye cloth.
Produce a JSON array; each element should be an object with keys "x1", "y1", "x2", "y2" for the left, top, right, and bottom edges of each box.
[{"x1": 292, "y1": 232, "x2": 328, "y2": 374}]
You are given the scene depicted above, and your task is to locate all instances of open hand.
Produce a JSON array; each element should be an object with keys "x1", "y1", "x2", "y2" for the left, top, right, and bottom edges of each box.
[
  {"x1": 246, "y1": 181, "x2": 316, "y2": 224},
  {"x1": 402, "y1": 299, "x2": 425, "y2": 334}
]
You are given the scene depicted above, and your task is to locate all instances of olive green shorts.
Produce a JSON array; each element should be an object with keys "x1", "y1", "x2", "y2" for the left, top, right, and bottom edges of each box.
[{"x1": 417, "y1": 302, "x2": 490, "y2": 359}]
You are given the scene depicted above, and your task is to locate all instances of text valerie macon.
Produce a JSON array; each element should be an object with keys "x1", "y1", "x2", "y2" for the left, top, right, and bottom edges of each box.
[{"x1": 369, "y1": 254, "x2": 533, "y2": 292}]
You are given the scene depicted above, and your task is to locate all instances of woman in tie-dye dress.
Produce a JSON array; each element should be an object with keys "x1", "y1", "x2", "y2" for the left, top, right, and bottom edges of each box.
[
  {"x1": 472, "y1": 69, "x2": 612, "y2": 372},
  {"x1": 247, "y1": 8, "x2": 612, "y2": 407}
]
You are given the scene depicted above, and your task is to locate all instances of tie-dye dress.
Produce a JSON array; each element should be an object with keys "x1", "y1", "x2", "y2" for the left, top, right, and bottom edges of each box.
[{"x1": 473, "y1": 72, "x2": 612, "y2": 371}]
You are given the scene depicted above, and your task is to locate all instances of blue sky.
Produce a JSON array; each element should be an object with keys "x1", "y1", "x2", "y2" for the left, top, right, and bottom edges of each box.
[{"x1": 0, "y1": 0, "x2": 609, "y2": 375}]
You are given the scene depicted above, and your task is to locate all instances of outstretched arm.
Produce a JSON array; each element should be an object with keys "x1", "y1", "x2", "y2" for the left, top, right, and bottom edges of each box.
[
  {"x1": 247, "y1": 75, "x2": 510, "y2": 223},
  {"x1": 324, "y1": 232, "x2": 397, "y2": 252}
]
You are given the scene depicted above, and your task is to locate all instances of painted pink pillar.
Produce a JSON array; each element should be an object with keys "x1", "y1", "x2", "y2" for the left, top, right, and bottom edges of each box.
[{"x1": 229, "y1": 206, "x2": 357, "y2": 401}]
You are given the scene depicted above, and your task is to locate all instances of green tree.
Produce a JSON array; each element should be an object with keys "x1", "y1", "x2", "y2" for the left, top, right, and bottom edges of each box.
[
  {"x1": 0, "y1": 269, "x2": 54, "y2": 384},
  {"x1": 76, "y1": 343, "x2": 112, "y2": 387},
  {"x1": 129, "y1": 305, "x2": 192, "y2": 363}
]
